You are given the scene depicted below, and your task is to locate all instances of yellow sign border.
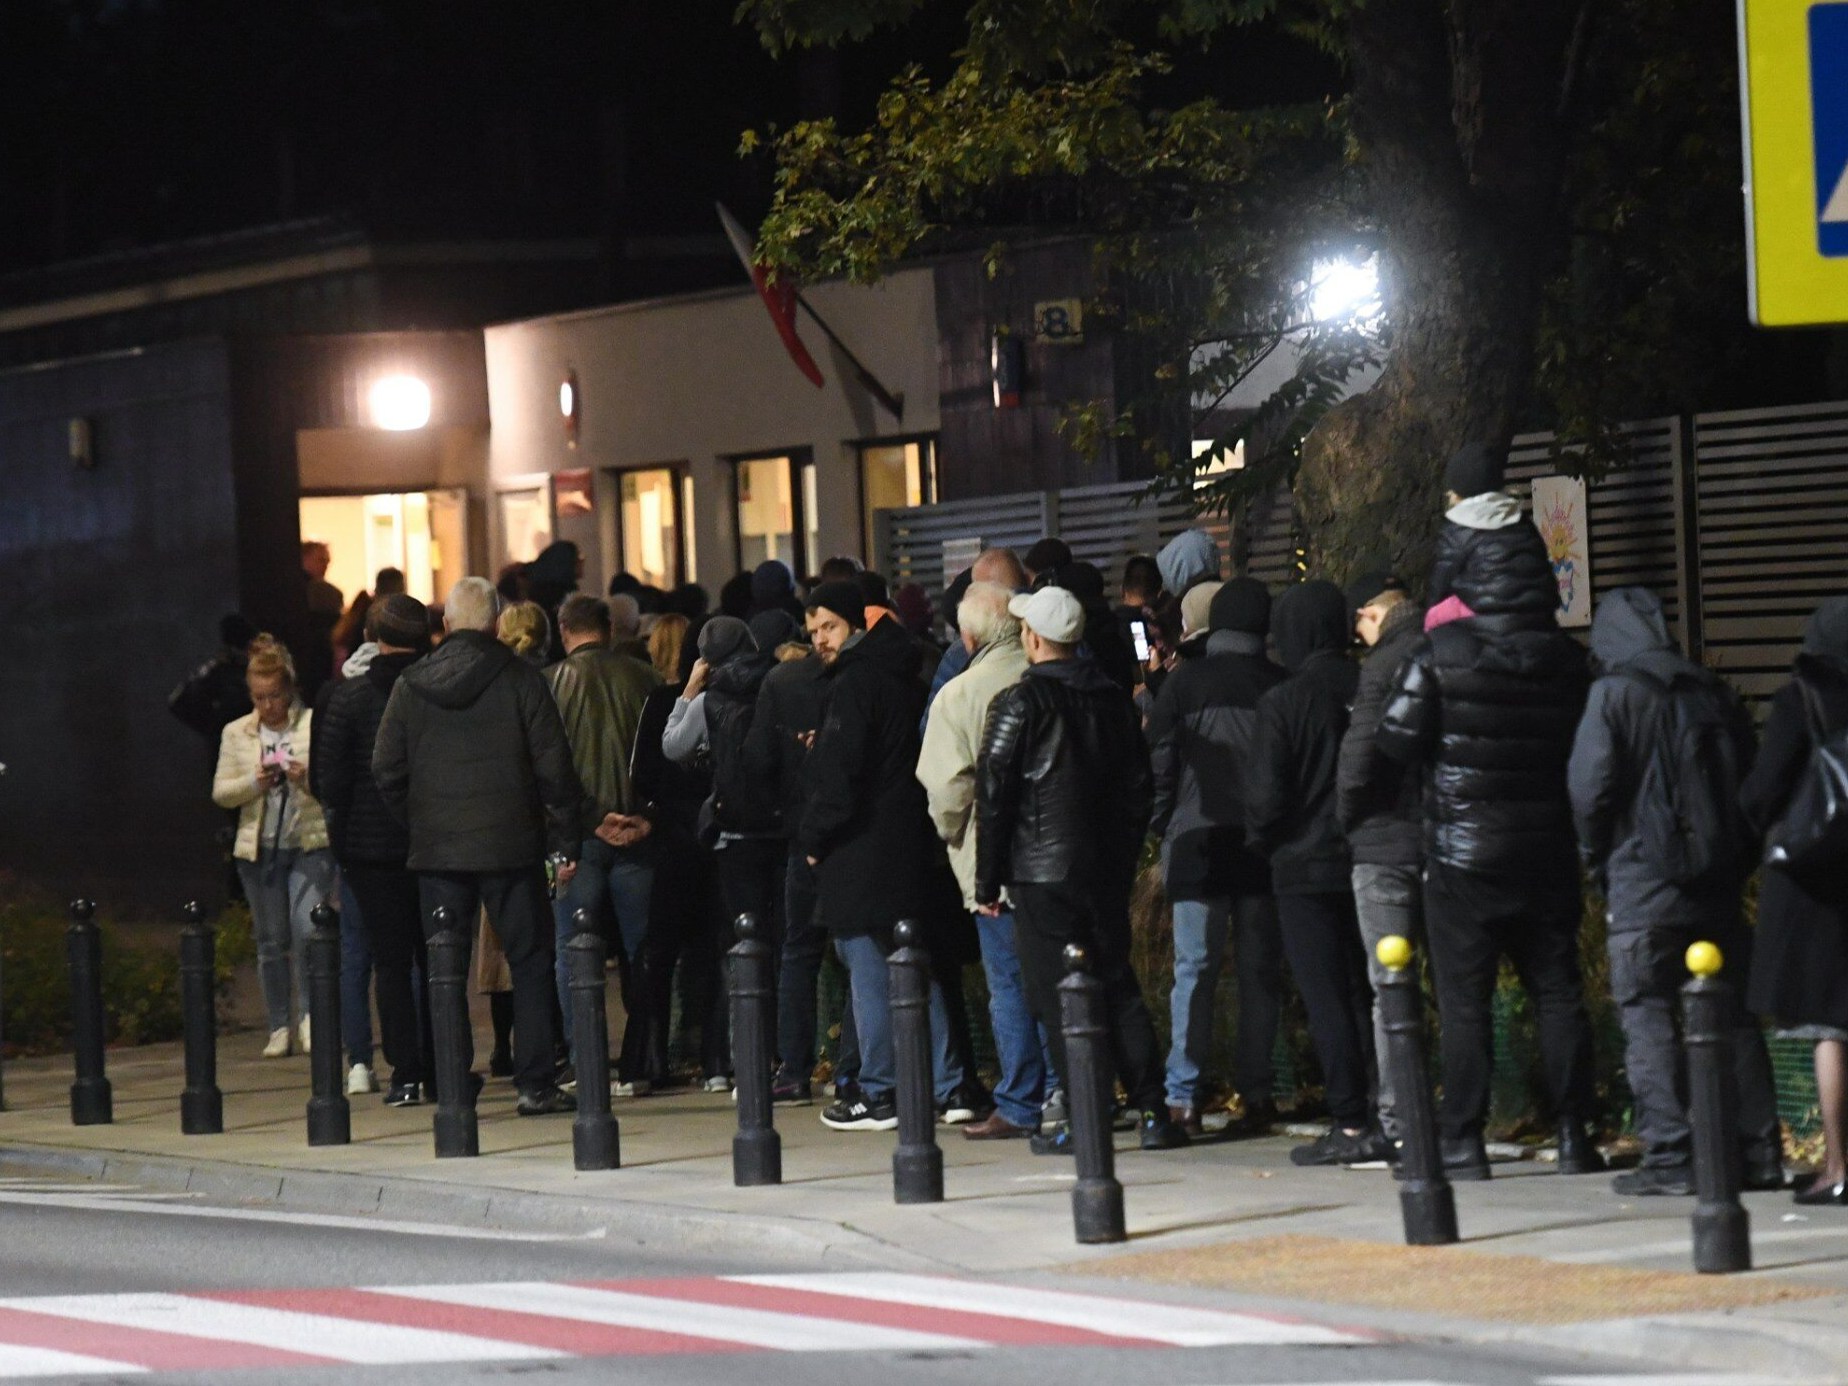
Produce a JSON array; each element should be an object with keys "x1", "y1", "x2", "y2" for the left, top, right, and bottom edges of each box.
[{"x1": 1739, "y1": 0, "x2": 1848, "y2": 326}]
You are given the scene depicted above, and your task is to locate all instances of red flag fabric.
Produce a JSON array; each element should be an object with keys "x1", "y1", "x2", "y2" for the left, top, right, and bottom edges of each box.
[{"x1": 717, "y1": 203, "x2": 825, "y2": 390}]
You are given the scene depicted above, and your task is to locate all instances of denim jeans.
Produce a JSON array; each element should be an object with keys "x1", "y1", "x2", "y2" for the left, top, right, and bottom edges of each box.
[
  {"x1": 1165, "y1": 894, "x2": 1282, "y2": 1110},
  {"x1": 337, "y1": 875, "x2": 374, "y2": 1068},
  {"x1": 1352, "y1": 862, "x2": 1423, "y2": 1139},
  {"x1": 555, "y1": 836, "x2": 654, "y2": 1060},
  {"x1": 976, "y1": 911, "x2": 1049, "y2": 1127},
  {"x1": 237, "y1": 847, "x2": 336, "y2": 1033},
  {"x1": 834, "y1": 932, "x2": 962, "y2": 1103}
]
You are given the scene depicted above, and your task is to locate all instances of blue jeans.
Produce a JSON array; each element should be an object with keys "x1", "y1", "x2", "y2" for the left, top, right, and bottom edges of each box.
[
  {"x1": 1165, "y1": 894, "x2": 1282, "y2": 1110},
  {"x1": 338, "y1": 875, "x2": 374, "y2": 1068},
  {"x1": 834, "y1": 933, "x2": 962, "y2": 1103},
  {"x1": 237, "y1": 848, "x2": 336, "y2": 1033},
  {"x1": 977, "y1": 911, "x2": 1050, "y2": 1127},
  {"x1": 555, "y1": 837, "x2": 654, "y2": 1060}
]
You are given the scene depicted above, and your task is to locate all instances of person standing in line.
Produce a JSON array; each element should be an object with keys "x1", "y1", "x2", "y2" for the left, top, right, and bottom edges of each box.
[
  {"x1": 1248, "y1": 580, "x2": 1384, "y2": 1166},
  {"x1": 925, "y1": 548, "x2": 1029, "y2": 730},
  {"x1": 300, "y1": 540, "x2": 344, "y2": 698},
  {"x1": 1145, "y1": 577, "x2": 1286, "y2": 1136},
  {"x1": 213, "y1": 637, "x2": 335, "y2": 1058},
  {"x1": 371, "y1": 576, "x2": 582, "y2": 1116},
  {"x1": 1335, "y1": 571, "x2": 1426, "y2": 1154},
  {"x1": 975, "y1": 585, "x2": 1189, "y2": 1154},
  {"x1": 1568, "y1": 586, "x2": 1783, "y2": 1197},
  {"x1": 545, "y1": 593, "x2": 662, "y2": 1082},
  {"x1": 313, "y1": 594, "x2": 434, "y2": 1106}
]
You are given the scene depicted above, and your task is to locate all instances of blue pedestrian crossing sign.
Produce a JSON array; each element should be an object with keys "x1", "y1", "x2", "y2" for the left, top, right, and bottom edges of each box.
[{"x1": 1738, "y1": 1, "x2": 1848, "y2": 325}]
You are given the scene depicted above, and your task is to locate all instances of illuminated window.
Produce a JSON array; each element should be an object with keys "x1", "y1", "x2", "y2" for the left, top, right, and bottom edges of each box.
[
  {"x1": 616, "y1": 468, "x2": 682, "y2": 590},
  {"x1": 732, "y1": 453, "x2": 809, "y2": 575},
  {"x1": 859, "y1": 438, "x2": 936, "y2": 561}
]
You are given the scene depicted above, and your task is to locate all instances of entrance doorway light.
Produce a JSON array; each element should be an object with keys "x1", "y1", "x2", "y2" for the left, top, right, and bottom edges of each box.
[{"x1": 370, "y1": 375, "x2": 432, "y2": 431}]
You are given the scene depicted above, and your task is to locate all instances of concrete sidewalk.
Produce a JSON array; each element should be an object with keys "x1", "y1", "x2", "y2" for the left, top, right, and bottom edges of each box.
[{"x1": 4, "y1": 1032, "x2": 1847, "y2": 1379}]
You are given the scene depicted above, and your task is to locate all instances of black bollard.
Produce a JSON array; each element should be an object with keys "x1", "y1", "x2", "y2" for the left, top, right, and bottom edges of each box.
[
  {"x1": 305, "y1": 903, "x2": 350, "y2": 1146},
  {"x1": 1685, "y1": 941, "x2": 1750, "y2": 1274},
  {"x1": 66, "y1": 899, "x2": 112, "y2": 1126},
  {"x1": 888, "y1": 920, "x2": 943, "y2": 1204},
  {"x1": 568, "y1": 919, "x2": 620, "y2": 1171},
  {"x1": 426, "y1": 909, "x2": 479, "y2": 1158},
  {"x1": 1376, "y1": 936, "x2": 1458, "y2": 1246},
  {"x1": 179, "y1": 901, "x2": 224, "y2": 1135},
  {"x1": 1059, "y1": 944, "x2": 1126, "y2": 1243},
  {"x1": 729, "y1": 912, "x2": 781, "y2": 1185}
]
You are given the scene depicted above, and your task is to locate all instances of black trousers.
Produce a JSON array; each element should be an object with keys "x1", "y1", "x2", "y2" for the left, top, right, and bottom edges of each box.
[
  {"x1": 344, "y1": 862, "x2": 432, "y2": 1090},
  {"x1": 1424, "y1": 861, "x2": 1595, "y2": 1140},
  {"x1": 776, "y1": 849, "x2": 859, "y2": 1082},
  {"x1": 718, "y1": 837, "x2": 787, "y2": 1072},
  {"x1": 1276, "y1": 892, "x2": 1376, "y2": 1128},
  {"x1": 1010, "y1": 877, "x2": 1164, "y2": 1113},
  {"x1": 418, "y1": 867, "x2": 556, "y2": 1095}
]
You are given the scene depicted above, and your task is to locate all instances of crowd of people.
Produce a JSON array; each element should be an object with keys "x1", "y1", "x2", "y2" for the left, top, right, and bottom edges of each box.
[{"x1": 170, "y1": 441, "x2": 1848, "y2": 1206}]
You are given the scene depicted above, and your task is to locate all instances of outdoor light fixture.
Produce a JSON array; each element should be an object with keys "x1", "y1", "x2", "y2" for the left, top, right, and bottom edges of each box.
[
  {"x1": 369, "y1": 375, "x2": 432, "y2": 431},
  {"x1": 1310, "y1": 256, "x2": 1382, "y2": 324},
  {"x1": 68, "y1": 417, "x2": 95, "y2": 469},
  {"x1": 560, "y1": 369, "x2": 580, "y2": 448}
]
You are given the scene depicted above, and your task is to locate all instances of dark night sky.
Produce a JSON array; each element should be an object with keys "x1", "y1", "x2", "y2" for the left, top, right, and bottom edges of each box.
[{"x1": 0, "y1": 1, "x2": 1336, "y2": 282}]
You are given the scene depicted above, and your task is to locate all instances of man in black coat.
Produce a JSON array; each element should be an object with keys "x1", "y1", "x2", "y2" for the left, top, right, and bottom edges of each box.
[
  {"x1": 1248, "y1": 580, "x2": 1382, "y2": 1165},
  {"x1": 799, "y1": 582, "x2": 965, "y2": 1131},
  {"x1": 314, "y1": 594, "x2": 433, "y2": 1107},
  {"x1": 975, "y1": 585, "x2": 1189, "y2": 1154},
  {"x1": 1377, "y1": 522, "x2": 1603, "y2": 1180},
  {"x1": 372, "y1": 576, "x2": 583, "y2": 1115},
  {"x1": 1146, "y1": 577, "x2": 1286, "y2": 1135},
  {"x1": 1568, "y1": 586, "x2": 1781, "y2": 1195},
  {"x1": 1335, "y1": 571, "x2": 1425, "y2": 1150}
]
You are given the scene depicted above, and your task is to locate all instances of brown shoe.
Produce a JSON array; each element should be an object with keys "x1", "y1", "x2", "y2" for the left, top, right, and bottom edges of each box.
[
  {"x1": 961, "y1": 1110, "x2": 1036, "y2": 1140},
  {"x1": 1168, "y1": 1105, "x2": 1204, "y2": 1138}
]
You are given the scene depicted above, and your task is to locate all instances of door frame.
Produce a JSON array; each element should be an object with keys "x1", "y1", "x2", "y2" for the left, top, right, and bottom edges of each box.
[
  {"x1": 728, "y1": 448, "x2": 814, "y2": 578},
  {"x1": 605, "y1": 463, "x2": 688, "y2": 592}
]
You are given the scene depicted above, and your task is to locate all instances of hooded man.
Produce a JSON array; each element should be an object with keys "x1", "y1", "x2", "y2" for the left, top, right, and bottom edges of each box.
[
  {"x1": 1156, "y1": 528, "x2": 1220, "y2": 600},
  {"x1": 1145, "y1": 576, "x2": 1286, "y2": 1135},
  {"x1": 1570, "y1": 587, "x2": 1781, "y2": 1196},
  {"x1": 1249, "y1": 580, "x2": 1382, "y2": 1165},
  {"x1": 1426, "y1": 442, "x2": 1556, "y2": 619}
]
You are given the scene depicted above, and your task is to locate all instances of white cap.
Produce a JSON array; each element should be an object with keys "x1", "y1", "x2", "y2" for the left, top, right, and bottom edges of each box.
[{"x1": 1008, "y1": 586, "x2": 1085, "y2": 644}]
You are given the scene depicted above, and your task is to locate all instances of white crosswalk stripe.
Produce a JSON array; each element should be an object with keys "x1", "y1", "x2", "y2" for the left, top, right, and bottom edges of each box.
[{"x1": 0, "y1": 1345, "x2": 148, "y2": 1379}]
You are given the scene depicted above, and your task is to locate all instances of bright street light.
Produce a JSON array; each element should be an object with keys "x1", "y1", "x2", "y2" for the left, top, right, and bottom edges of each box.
[
  {"x1": 1310, "y1": 256, "x2": 1382, "y2": 324},
  {"x1": 369, "y1": 375, "x2": 432, "y2": 431}
]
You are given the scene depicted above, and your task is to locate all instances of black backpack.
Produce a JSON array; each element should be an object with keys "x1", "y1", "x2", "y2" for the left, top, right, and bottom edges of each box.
[
  {"x1": 1765, "y1": 681, "x2": 1848, "y2": 888},
  {"x1": 1628, "y1": 667, "x2": 1751, "y2": 886}
]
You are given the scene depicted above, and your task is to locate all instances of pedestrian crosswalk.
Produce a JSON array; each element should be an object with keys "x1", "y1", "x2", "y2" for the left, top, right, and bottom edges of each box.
[{"x1": 0, "y1": 1272, "x2": 1364, "y2": 1376}]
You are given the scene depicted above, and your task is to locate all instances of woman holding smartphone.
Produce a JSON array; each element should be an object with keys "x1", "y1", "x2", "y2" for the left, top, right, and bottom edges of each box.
[{"x1": 213, "y1": 635, "x2": 334, "y2": 1057}]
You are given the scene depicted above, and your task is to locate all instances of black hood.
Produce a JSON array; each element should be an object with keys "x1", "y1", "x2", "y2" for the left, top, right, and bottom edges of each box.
[
  {"x1": 708, "y1": 648, "x2": 776, "y2": 700},
  {"x1": 1589, "y1": 586, "x2": 1676, "y2": 675},
  {"x1": 400, "y1": 629, "x2": 514, "y2": 710},
  {"x1": 831, "y1": 617, "x2": 918, "y2": 682},
  {"x1": 1802, "y1": 596, "x2": 1848, "y2": 668},
  {"x1": 1272, "y1": 581, "x2": 1350, "y2": 671},
  {"x1": 365, "y1": 649, "x2": 419, "y2": 696},
  {"x1": 1026, "y1": 656, "x2": 1123, "y2": 696}
]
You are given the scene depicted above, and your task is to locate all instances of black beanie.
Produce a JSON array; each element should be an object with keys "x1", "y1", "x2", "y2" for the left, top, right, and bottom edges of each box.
[
  {"x1": 805, "y1": 580, "x2": 867, "y2": 630},
  {"x1": 371, "y1": 593, "x2": 431, "y2": 649},
  {"x1": 1344, "y1": 569, "x2": 1405, "y2": 614},
  {"x1": 1444, "y1": 442, "x2": 1507, "y2": 498},
  {"x1": 1024, "y1": 537, "x2": 1072, "y2": 575},
  {"x1": 1209, "y1": 577, "x2": 1272, "y2": 635}
]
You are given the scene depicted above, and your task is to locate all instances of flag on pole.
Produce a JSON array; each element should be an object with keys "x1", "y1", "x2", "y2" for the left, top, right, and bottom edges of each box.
[{"x1": 717, "y1": 202, "x2": 825, "y2": 389}]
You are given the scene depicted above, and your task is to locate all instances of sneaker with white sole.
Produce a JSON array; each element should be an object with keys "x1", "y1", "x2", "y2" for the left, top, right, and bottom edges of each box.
[
  {"x1": 702, "y1": 1075, "x2": 732, "y2": 1094},
  {"x1": 261, "y1": 1027, "x2": 291, "y2": 1058},
  {"x1": 297, "y1": 1016, "x2": 312, "y2": 1056},
  {"x1": 345, "y1": 1063, "x2": 378, "y2": 1096},
  {"x1": 612, "y1": 1078, "x2": 653, "y2": 1098},
  {"x1": 819, "y1": 1092, "x2": 898, "y2": 1131}
]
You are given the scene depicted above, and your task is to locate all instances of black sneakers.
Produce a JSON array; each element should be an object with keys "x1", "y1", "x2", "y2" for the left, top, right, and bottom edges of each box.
[
  {"x1": 818, "y1": 1092, "x2": 898, "y2": 1131},
  {"x1": 1612, "y1": 1166, "x2": 1695, "y2": 1197},
  {"x1": 516, "y1": 1086, "x2": 577, "y2": 1116},
  {"x1": 770, "y1": 1068, "x2": 813, "y2": 1106},
  {"x1": 382, "y1": 1082, "x2": 423, "y2": 1108},
  {"x1": 1290, "y1": 1125, "x2": 1389, "y2": 1167},
  {"x1": 1138, "y1": 1109, "x2": 1191, "y2": 1151}
]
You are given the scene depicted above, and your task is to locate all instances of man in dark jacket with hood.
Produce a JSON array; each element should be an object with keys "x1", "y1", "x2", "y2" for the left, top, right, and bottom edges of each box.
[
  {"x1": 315, "y1": 593, "x2": 432, "y2": 1107},
  {"x1": 1146, "y1": 577, "x2": 1286, "y2": 1134},
  {"x1": 976, "y1": 585, "x2": 1189, "y2": 1153},
  {"x1": 1335, "y1": 571, "x2": 1424, "y2": 1149},
  {"x1": 1377, "y1": 520, "x2": 1602, "y2": 1180},
  {"x1": 373, "y1": 576, "x2": 583, "y2": 1116},
  {"x1": 1568, "y1": 586, "x2": 1781, "y2": 1195},
  {"x1": 1249, "y1": 580, "x2": 1382, "y2": 1165}
]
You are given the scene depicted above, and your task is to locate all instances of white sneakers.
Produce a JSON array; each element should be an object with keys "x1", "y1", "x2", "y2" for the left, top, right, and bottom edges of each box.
[
  {"x1": 297, "y1": 1016, "x2": 312, "y2": 1055},
  {"x1": 346, "y1": 1063, "x2": 379, "y2": 1096},
  {"x1": 261, "y1": 1027, "x2": 291, "y2": 1059},
  {"x1": 702, "y1": 1075, "x2": 732, "y2": 1094},
  {"x1": 612, "y1": 1079, "x2": 652, "y2": 1099}
]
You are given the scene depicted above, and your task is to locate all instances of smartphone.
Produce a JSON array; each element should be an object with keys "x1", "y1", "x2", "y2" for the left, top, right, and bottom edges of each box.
[{"x1": 1130, "y1": 619, "x2": 1151, "y2": 662}]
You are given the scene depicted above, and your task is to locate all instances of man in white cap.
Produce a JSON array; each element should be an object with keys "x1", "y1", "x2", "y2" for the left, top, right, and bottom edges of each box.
[{"x1": 974, "y1": 586, "x2": 1189, "y2": 1153}]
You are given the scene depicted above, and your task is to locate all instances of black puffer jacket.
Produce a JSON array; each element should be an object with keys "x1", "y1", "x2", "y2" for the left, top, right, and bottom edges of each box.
[
  {"x1": 706, "y1": 650, "x2": 781, "y2": 835},
  {"x1": 1146, "y1": 630, "x2": 1284, "y2": 899},
  {"x1": 1376, "y1": 612, "x2": 1589, "y2": 878},
  {"x1": 1247, "y1": 582, "x2": 1360, "y2": 894},
  {"x1": 975, "y1": 657, "x2": 1152, "y2": 904},
  {"x1": 1427, "y1": 494, "x2": 1556, "y2": 617},
  {"x1": 372, "y1": 629, "x2": 583, "y2": 871},
  {"x1": 1336, "y1": 599, "x2": 1426, "y2": 865},
  {"x1": 314, "y1": 650, "x2": 418, "y2": 866}
]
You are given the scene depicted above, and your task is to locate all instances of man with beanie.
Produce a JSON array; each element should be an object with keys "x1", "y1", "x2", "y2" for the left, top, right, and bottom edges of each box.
[
  {"x1": 1377, "y1": 527, "x2": 1603, "y2": 1180},
  {"x1": 1023, "y1": 537, "x2": 1072, "y2": 586},
  {"x1": 801, "y1": 581, "x2": 967, "y2": 1130},
  {"x1": 1427, "y1": 441, "x2": 1556, "y2": 618},
  {"x1": 1145, "y1": 576, "x2": 1286, "y2": 1134},
  {"x1": 978, "y1": 585, "x2": 1189, "y2": 1154},
  {"x1": 1249, "y1": 580, "x2": 1383, "y2": 1165},
  {"x1": 750, "y1": 559, "x2": 804, "y2": 622},
  {"x1": 1336, "y1": 570, "x2": 1427, "y2": 1152}
]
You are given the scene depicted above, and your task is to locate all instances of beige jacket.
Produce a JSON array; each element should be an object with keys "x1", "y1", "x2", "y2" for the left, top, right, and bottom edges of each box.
[
  {"x1": 212, "y1": 705, "x2": 329, "y2": 861},
  {"x1": 917, "y1": 633, "x2": 1029, "y2": 910}
]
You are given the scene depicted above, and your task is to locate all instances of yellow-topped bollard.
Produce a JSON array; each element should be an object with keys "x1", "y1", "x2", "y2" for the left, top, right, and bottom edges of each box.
[
  {"x1": 1686, "y1": 941, "x2": 1724, "y2": 979},
  {"x1": 1377, "y1": 935, "x2": 1414, "y2": 973}
]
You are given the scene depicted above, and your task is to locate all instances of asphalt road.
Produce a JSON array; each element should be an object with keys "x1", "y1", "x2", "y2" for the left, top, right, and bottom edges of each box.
[{"x1": 0, "y1": 1165, "x2": 1769, "y2": 1386}]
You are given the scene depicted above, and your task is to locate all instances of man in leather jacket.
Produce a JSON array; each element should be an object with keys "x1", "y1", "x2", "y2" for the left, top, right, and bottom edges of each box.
[{"x1": 975, "y1": 585, "x2": 1189, "y2": 1153}]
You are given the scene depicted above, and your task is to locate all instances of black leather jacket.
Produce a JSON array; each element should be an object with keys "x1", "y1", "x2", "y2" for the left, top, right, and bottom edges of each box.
[{"x1": 974, "y1": 657, "x2": 1152, "y2": 904}]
